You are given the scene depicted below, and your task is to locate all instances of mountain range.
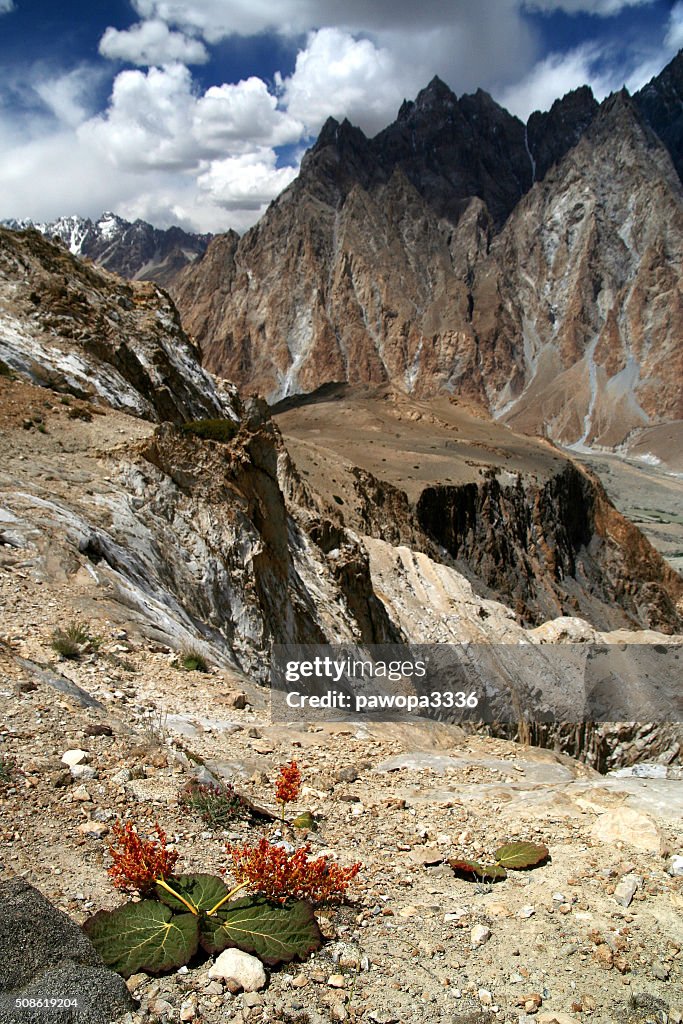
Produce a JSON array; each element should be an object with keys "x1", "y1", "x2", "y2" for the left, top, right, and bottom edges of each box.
[
  {"x1": 1, "y1": 212, "x2": 210, "y2": 286},
  {"x1": 169, "y1": 51, "x2": 683, "y2": 465}
]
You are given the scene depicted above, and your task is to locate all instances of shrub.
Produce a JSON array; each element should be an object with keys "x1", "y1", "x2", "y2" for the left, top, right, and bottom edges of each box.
[
  {"x1": 180, "y1": 418, "x2": 238, "y2": 443},
  {"x1": 176, "y1": 646, "x2": 209, "y2": 673},
  {"x1": 181, "y1": 780, "x2": 248, "y2": 829},
  {"x1": 51, "y1": 620, "x2": 102, "y2": 660}
]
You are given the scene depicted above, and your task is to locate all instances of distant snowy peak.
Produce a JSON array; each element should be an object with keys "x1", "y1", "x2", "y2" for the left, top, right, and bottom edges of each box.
[{"x1": 0, "y1": 213, "x2": 211, "y2": 286}]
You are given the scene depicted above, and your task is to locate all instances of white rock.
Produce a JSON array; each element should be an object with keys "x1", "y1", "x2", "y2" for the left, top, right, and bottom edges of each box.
[
  {"x1": 208, "y1": 949, "x2": 266, "y2": 992},
  {"x1": 70, "y1": 764, "x2": 97, "y2": 780},
  {"x1": 614, "y1": 874, "x2": 640, "y2": 908},
  {"x1": 470, "y1": 924, "x2": 492, "y2": 947},
  {"x1": 669, "y1": 855, "x2": 683, "y2": 877},
  {"x1": 61, "y1": 749, "x2": 89, "y2": 767},
  {"x1": 590, "y1": 807, "x2": 663, "y2": 854}
]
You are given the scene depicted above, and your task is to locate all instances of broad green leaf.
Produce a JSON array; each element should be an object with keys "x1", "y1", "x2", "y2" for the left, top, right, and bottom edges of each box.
[
  {"x1": 83, "y1": 900, "x2": 199, "y2": 978},
  {"x1": 291, "y1": 810, "x2": 317, "y2": 830},
  {"x1": 494, "y1": 842, "x2": 549, "y2": 870},
  {"x1": 200, "y1": 896, "x2": 323, "y2": 965},
  {"x1": 155, "y1": 874, "x2": 230, "y2": 914},
  {"x1": 448, "y1": 858, "x2": 507, "y2": 881}
]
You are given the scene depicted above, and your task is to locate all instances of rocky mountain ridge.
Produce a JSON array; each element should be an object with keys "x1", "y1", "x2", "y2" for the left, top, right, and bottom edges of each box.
[
  {"x1": 171, "y1": 52, "x2": 683, "y2": 463},
  {"x1": 1, "y1": 213, "x2": 210, "y2": 286}
]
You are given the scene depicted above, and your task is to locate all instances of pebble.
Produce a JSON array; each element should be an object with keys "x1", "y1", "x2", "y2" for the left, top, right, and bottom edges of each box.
[
  {"x1": 614, "y1": 875, "x2": 640, "y2": 908},
  {"x1": 61, "y1": 749, "x2": 89, "y2": 766},
  {"x1": 517, "y1": 905, "x2": 535, "y2": 919},
  {"x1": 471, "y1": 924, "x2": 492, "y2": 947},
  {"x1": 179, "y1": 994, "x2": 197, "y2": 1021},
  {"x1": 70, "y1": 764, "x2": 97, "y2": 780},
  {"x1": 291, "y1": 975, "x2": 308, "y2": 988},
  {"x1": 651, "y1": 961, "x2": 669, "y2": 981},
  {"x1": 112, "y1": 767, "x2": 132, "y2": 786},
  {"x1": 668, "y1": 855, "x2": 683, "y2": 876},
  {"x1": 327, "y1": 974, "x2": 346, "y2": 988},
  {"x1": 208, "y1": 949, "x2": 266, "y2": 992},
  {"x1": 71, "y1": 785, "x2": 92, "y2": 801},
  {"x1": 77, "y1": 821, "x2": 108, "y2": 838}
]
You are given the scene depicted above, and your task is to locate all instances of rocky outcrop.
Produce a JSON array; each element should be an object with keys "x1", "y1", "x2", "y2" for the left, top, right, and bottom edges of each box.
[
  {"x1": 635, "y1": 50, "x2": 683, "y2": 184},
  {"x1": 0, "y1": 227, "x2": 237, "y2": 423},
  {"x1": 415, "y1": 462, "x2": 683, "y2": 631},
  {"x1": 526, "y1": 85, "x2": 599, "y2": 181}
]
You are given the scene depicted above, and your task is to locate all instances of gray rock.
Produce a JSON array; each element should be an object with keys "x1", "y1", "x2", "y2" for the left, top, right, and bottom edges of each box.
[
  {"x1": 0, "y1": 878, "x2": 134, "y2": 1024},
  {"x1": 614, "y1": 875, "x2": 640, "y2": 908}
]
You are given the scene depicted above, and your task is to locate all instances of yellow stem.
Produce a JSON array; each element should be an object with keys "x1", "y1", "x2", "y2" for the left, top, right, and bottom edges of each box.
[
  {"x1": 156, "y1": 877, "x2": 198, "y2": 916},
  {"x1": 206, "y1": 881, "x2": 250, "y2": 917}
]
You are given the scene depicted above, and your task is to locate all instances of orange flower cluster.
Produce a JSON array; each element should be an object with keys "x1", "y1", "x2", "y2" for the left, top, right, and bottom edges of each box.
[
  {"x1": 225, "y1": 838, "x2": 361, "y2": 905},
  {"x1": 274, "y1": 760, "x2": 302, "y2": 809},
  {"x1": 108, "y1": 821, "x2": 179, "y2": 895}
]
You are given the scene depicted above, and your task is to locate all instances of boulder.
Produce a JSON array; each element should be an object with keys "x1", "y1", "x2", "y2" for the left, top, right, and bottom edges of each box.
[{"x1": 0, "y1": 878, "x2": 134, "y2": 1024}]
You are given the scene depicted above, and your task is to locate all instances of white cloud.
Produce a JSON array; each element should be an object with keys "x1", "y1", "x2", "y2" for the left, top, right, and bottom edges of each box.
[
  {"x1": 277, "y1": 29, "x2": 416, "y2": 137},
  {"x1": 99, "y1": 19, "x2": 209, "y2": 66},
  {"x1": 500, "y1": 44, "x2": 616, "y2": 119},
  {"x1": 197, "y1": 149, "x2": 299, "y2": 210},
  {"x1": 665, "y1": 1, "x2": 683, "y2": 52},
  {"x1": 81, "y1": 64, "x2": 302, "y2": 170},
  {"x1": 0, "y1": 0, "x2": 14, "y2": 13},
  {"x1": 33, "y1": 66, "x2": 103, "y2": 128}
]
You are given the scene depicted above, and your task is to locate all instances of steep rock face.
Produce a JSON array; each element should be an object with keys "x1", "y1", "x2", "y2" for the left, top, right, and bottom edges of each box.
[
  {"x1": 0, "y1": 227, "x2": 236, "y2": 423},
  {"x1": 1, "y1": 213, "x2": 210, "y2": 284},
  {"x1": 473, "y1": 93, "x2": 683, "y2": 446},
  {"x1": 173, "y1": 74, "x2": 683, "y2": 440},
  {"x1": 526, "y1": 85, "x2": 599, "y2": 181},
  {"x1": 415, "y1": 463, "x2": 683, "y2": 631},
  {"x1": 174, "y1": 174, "x2": 490, "y2": 401},
  {"x1": 635, "y1": 50, "x2": 683, "y2": 184}
]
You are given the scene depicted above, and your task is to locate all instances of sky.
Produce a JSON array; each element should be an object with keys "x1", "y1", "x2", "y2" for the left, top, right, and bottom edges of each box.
[{"x1": 0, "y1": 0, "x2": 680, "y2": 234}]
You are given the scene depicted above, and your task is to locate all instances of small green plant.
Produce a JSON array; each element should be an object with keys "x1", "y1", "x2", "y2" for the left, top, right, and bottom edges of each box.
[
  {"x1": 180, "y1": 780, "x2": 248, "y2": 829},
  {"x1": 176, "y1": 646, "x2": 209, "y2": 673},
  {"x1": 0, "y1": 754, "x2": 19, "y2": 792},
  {"x1": 51, "y1": 620, "x2": 102, "y2": 660},
  {"x1": 449, "y1": 840, "x2": 549, "y2": 882},
  {"x1": 180, "y1": 418, "x2": 239, "y2": 444}
]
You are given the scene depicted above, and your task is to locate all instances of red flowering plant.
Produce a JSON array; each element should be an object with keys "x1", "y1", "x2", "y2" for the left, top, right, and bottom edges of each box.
[
  {"x1": 107, "y1": 821, "x2": 179, "y2": 897},
  {"x1": 83, "y1": 761, "x2": 362, "y2": 979},
  {"x1": 274, "y1": 760, "x2": 302, "y2": 822},
  {"x1": 221, "y1": 837, "x2": 361, "y2": 906}
]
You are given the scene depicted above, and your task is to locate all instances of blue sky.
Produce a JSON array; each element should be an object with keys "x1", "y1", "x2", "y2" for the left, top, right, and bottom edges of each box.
[{"x1": 0, "y1": 0, "x2": 680, "y2": 232}]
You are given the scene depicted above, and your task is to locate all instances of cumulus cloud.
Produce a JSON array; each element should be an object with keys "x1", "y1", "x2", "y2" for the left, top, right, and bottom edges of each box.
[
  {"x1": 99, "y1": 19, "x2": 209, "y2": 65},
  {"x1": 276, "y1": 29, "x2": 417, "y2": 137},
  {"x1": 81, "y1": 64, "x2": 301, "y2": 171},
  {"x1": 197, "y1": 149, "x2": 299, "y2": 210},
  {"x1": 500, "y1": 44, "x2": 615, "y2": 119},
  {"x1": 0, "y1": 0, "x2": 14, "y2": 13}
]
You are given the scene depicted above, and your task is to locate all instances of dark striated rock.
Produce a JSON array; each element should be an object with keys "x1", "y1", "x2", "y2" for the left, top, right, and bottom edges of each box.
[
  {"x1": 0, "y1": 878, "x2": 134, "y2": 1024},
  {"x1": 635, "y1": 49, "x2": 683, "y2": 184},
  {"x1": 526, "y1": 84, "x2": 599, "y2": 181}
]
